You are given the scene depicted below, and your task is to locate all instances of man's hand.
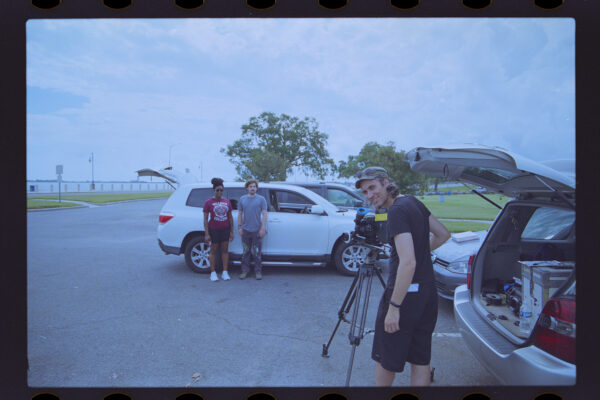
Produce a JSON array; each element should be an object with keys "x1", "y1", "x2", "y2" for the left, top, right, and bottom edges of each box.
[
  {"x1": 259, "y1": 227, "x2": 266, "y2": 238},
  {"x1": 229, "y1": 231, "x2": 234, "y2": 241},
  {"x1": 238, "y1": 227, "x2": 243, "y2": 236},
  {"x1": 384, "y1": 306, "x2": 400, "y2": 333}
]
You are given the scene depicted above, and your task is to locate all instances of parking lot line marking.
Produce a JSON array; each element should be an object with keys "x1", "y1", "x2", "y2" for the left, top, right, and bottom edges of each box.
[{"x1": 433, "y1": 333, "x2": 462, "y2": 338}]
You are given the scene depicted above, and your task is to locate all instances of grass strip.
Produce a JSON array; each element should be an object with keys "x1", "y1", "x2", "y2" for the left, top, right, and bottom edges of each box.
[
  {"x1": 441, "y1": 220, "x2": 491, "y2": 233},
  {"x1": 29, "y1": 192, "x2": 172, "y2": 204},
  {"x1": 28, "y1": 199, "x2": 82, "y2": 209}
]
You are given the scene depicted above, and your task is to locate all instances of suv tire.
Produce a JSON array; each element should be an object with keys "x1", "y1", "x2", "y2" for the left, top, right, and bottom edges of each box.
[
  {"x1": 184, "y1": 235, "x2": 212, "y2": 273},
  {"x1": 333, "y1": 241, "x2": 369, "y2": 276}
]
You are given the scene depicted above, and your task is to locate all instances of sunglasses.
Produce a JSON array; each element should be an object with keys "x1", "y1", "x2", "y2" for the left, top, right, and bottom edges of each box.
[{"x1": 355, "y1": 167, "x2": 387, "y2": 178}]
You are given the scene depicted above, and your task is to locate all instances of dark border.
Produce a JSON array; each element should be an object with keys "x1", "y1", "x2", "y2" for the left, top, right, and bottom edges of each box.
[{"x1": 3, "y1": 0, "x2": 598, "y2": 399}]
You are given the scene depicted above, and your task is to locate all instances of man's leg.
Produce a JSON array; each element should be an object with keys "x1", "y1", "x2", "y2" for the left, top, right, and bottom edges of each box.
[
  {"x1": 375, "y1": 362, "x2": 395, "y2": 386},
  {"x1": 253, "y1": 232, "x2": 263, "y2": 274},
  {"x1": 241, "y1": 231, "x2": 252, "y2": 273},
  {"x1": 410, "y1": 363, "x2": 431, "y2": 386}
]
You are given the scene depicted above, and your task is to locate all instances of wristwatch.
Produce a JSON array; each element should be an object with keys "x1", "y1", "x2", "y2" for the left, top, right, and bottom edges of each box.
[{"x1": 389, "y1": 300, "x2": 402, "y2": 308}]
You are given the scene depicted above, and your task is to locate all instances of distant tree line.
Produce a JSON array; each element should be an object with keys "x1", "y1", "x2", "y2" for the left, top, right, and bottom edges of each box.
[{"x1": 221, "y1": 111, "x2": 438, "y2": 194}]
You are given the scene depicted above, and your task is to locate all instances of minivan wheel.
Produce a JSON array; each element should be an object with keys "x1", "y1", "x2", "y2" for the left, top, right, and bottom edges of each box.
[
  {"x1": 333, "y1": 241, "x2": 369, "y2": 276},
  {"x1": 184, "y1": 236, "x2": 211, "y2": 273}
]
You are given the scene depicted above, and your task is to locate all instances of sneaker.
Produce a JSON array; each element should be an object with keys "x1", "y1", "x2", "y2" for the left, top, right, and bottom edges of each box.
[
  {"x1": 210, "y1": 271, "x2": 219, "y2": 282},
  {"x1": 221, "y1": 271, "x2": 231, "y2": 281},
  {"x1": 239, "y1": 272, "x2": 248, "y2": 280},
  {"x1": 255, "y1": 272, "x2": 262, "y2": 280}
]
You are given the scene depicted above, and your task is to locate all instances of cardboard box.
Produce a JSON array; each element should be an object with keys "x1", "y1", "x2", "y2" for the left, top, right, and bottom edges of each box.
[{"x1": 520, "y1": 261, "x2": 574, "y2": 327}]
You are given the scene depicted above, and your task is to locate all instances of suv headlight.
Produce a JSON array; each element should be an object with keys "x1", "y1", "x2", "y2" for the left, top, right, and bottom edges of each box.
[{"x1": 447, "y1": 255, "x2": 470, "y2": 274}]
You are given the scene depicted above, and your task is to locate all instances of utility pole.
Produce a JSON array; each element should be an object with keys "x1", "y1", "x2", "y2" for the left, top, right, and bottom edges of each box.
[{"x1": 89, "y1": 153, "x2": 95, "y2": 190}]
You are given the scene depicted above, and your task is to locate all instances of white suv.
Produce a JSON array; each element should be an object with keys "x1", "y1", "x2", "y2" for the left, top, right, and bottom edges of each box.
[{"x1": 152, "y1": 180, "x2": 370, "y2": 275}]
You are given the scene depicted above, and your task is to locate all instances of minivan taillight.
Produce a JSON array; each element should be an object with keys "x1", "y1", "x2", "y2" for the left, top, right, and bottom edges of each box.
[
  {"x1": 533, "y1": 298, "x2": 576, "y2": 364},
  {"x1": 159, "y1": 214, "x2": 174, "y2": 224},
  {"x1": 466, "y1": 254, "x2": 474, "y2": 289}
]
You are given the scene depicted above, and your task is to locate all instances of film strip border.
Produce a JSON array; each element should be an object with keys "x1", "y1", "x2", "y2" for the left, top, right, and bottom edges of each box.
[
  {"x1": 4, "y1": 1, "x2": 596, "y2": 400},
  {"x1": 30, "y1": 0, "x2": 566, "y2": 12},
  {"x1": 29, "y1": 389, "x2": 569, "y2": 400}
]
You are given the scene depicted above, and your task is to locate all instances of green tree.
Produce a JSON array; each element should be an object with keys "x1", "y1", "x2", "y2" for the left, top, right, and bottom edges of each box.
[
  {"x1": 221, "y1": 112, "x2": 336, "y2": 181},
  {"x1": 337, "y1": 141, "x2": 432, "y2": 194}
]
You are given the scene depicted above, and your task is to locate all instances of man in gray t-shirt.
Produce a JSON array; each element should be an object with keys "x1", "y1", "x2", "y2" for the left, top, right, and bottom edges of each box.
[{"x1": 237, "y1": 180, "x2": 268, "y2": 280}]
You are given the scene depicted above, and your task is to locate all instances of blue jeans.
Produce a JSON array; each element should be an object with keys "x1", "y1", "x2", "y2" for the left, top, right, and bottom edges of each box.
[{"x1": 241, "y1": 230, "x2": 262, "y2": 273}]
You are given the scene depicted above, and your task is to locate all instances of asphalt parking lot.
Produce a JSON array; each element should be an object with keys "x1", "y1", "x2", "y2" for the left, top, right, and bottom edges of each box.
[{"x1": 27, "y1": 198, "x2": 498, "y2": 388}]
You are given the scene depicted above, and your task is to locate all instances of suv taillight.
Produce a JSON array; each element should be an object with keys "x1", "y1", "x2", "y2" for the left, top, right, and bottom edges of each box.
[
  {"x1": 533, "y1": 298, "x2": 576, "y2": 364},
  {"x1": 159, "y1": 214, "x2": 174, "y2": 224},
  {"x1": 466, "y1": 254, "x2": 474, "y2": 289}
]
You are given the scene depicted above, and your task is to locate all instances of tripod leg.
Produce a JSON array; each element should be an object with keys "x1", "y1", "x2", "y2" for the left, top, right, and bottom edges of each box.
[
  {"x1": 375, "y1": 266, "x2": 386, "y2": 287},
  {"x1": 345, "y1": 266, "x2": 375, "y2": 386},
  {"x1": 322, "y1": 272, "x2": 360, "y2": 357}
]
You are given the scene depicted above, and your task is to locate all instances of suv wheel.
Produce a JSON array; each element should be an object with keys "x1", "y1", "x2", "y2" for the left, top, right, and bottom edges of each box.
[
  {"x1": 184, "y1": 236, "x2": 211, "y2": 273},
  {"x1": 333, "y1": 241, "x2": 369, "y2": 275}
]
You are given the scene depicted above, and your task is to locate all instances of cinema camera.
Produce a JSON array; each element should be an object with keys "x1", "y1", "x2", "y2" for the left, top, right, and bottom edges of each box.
[{"x1": 345, "y1": 207, "x2": 388, "y2": 250}]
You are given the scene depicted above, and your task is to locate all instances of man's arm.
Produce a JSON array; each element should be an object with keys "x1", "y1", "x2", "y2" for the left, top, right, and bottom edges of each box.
[
  {"x1": 237, "y1": 208, "x2": 244, "y2": 236},
  {"x1": 429, "y1": 214, "x2": 451, "y2": 251},
  {"x1": 259, "y1": 209, "x2": 268, "y2": 238},
  {"x1": 385, "y1": 232, "x2": 417, "y2": 333}
]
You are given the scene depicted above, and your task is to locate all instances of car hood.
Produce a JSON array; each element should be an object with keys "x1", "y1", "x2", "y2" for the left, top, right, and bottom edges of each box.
[
  {"x1": 432, "y1": 230, "x2": 487, "y2": 262},
  {"x1": 405, "y1": 144, "x2": 575, "y2": 197},
  {"x1": 136, "y1": 167, "x2": 198, "y2": 187}
]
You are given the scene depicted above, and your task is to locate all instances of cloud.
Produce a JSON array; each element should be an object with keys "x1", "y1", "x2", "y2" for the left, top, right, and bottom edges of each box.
[{"x1": 26, "y1": 18, "x2": 574, "y2": 181}]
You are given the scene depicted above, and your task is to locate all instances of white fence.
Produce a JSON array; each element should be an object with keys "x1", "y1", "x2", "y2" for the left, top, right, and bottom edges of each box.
[{"x1": 27, "y1": 181, "x2": 175, "y2": 194}]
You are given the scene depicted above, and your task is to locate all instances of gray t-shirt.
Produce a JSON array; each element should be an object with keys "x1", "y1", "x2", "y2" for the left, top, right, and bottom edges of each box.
[{"x1": 239, "y1": 194, "x2": 268, "y2": 232}]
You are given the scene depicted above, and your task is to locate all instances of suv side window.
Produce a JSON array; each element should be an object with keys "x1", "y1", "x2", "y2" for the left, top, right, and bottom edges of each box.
[
  {"x1": 186, "y1": 188, "x2": 213, "y2": 208},
  {"x1": 521, "y1": 207, "x2": 575, "y2": 240},
  {"x1": 272, "y1": 189, "x2": 315, "y2": 213},
  {"x1": 327, "y1": 188, "x2": 361, "y2": 207},
  {"x1": 222, "y1": 188, "x2": 248, "y2": 210}
]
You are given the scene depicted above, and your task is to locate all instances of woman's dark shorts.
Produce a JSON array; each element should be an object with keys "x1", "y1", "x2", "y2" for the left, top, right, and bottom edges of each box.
[
  {"x1": 208, "y1": 227, "x2": 230, "y2": 244},
  {"x1": 371, "y1": 281, "x2": 438, "y2": 373}
]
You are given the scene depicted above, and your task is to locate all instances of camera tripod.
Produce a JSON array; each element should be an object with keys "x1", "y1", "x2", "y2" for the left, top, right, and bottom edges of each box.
[{"x1": 321, "y1": 241, "x2": 386, "y2": 386}]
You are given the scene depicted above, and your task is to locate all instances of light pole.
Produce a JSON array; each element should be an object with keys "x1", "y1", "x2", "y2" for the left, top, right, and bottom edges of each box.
[{"x1": 89, "y1": 152, "x2": 95, "y2": 190}]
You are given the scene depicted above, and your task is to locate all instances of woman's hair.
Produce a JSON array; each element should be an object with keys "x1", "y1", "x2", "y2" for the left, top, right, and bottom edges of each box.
[
  {"x1": 377, "y1": 177, "x2": 400, "y2": 198},
  {"x1": 211, "y1": 177, "x2": 224, "y2": 189}
]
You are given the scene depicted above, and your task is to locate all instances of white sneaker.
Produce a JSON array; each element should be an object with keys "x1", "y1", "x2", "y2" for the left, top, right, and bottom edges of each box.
[
  {"x1": 210, "y1": 271, "x2": 219, "y2": 282},
  {"x1": 221, "y1": 271, "x2": 231, "y2": 281}
]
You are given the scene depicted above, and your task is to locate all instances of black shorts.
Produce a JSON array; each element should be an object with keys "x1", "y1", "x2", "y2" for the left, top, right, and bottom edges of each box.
[
  {"x1": 208, "y1": 227, "x2": 230, "y2": 244},
  {"x1": 371, "y1": 281, "x2": 438, "y2": 373}
]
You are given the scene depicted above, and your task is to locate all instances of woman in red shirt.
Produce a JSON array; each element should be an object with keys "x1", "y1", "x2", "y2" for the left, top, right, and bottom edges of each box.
[{"x1": 203, "y1": 178, "x2": 234, "y2": 281}]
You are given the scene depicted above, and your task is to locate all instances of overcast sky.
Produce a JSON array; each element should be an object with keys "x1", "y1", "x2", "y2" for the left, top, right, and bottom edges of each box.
[{"x1": 26, "y1": 18, "x2": 574, "y2": 182}]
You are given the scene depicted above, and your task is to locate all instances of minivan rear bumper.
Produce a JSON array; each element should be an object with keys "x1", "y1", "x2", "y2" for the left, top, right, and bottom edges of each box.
[{"x1": 453, "y1": 284, "x2": 575, "y2": 385}]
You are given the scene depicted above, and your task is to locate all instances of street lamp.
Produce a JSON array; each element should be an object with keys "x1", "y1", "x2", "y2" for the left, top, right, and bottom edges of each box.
[{"x1": 89, "y1": 152, "x2": 95, "y2": 190}]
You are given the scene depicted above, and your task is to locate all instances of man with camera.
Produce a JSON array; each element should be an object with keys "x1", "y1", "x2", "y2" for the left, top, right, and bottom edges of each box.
[{"x1": 355, "y1": 166, "x2": 450, "y2": 386}]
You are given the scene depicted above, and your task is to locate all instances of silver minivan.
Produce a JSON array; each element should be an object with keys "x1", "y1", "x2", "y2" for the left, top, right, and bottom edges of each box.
[{"x1": 406, "y1": 144, "x2": 575, "y2": 385}]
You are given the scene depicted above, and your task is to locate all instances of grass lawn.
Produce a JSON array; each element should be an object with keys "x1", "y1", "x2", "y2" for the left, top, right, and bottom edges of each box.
[
  {"x1": 441, "y1": 220, "x2": 491, "y2": 233},
  {"x1": 418, "y1": 193, "x2": 510, "y2": 221},
  {"x1": 28, "y1": 199, "x2": 82, "y2": 209},
  {"x1": 29, "y1": 192, "x2": 172, "y2": 204}
]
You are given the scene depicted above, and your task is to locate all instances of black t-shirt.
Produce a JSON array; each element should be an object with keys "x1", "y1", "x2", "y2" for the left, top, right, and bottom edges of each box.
[{"x1": 386, "y1": 195, "x2": 434, "y2": 289}]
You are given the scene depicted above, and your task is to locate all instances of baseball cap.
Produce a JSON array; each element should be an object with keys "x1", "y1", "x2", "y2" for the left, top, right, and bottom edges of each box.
[{"x1": 355, "y1": 166, "x2": 389, "y2": 188}]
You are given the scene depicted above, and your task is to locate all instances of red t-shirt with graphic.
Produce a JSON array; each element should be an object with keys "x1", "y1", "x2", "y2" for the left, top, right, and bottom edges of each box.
[{"x1": 203, "y1": 197, "x2": 232, "y2": 230}]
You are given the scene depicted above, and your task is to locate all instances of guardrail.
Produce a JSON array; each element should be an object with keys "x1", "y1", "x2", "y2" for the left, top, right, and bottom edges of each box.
[{"x1": 26, "y1": 181, "x2": 175, "y2": 194}]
